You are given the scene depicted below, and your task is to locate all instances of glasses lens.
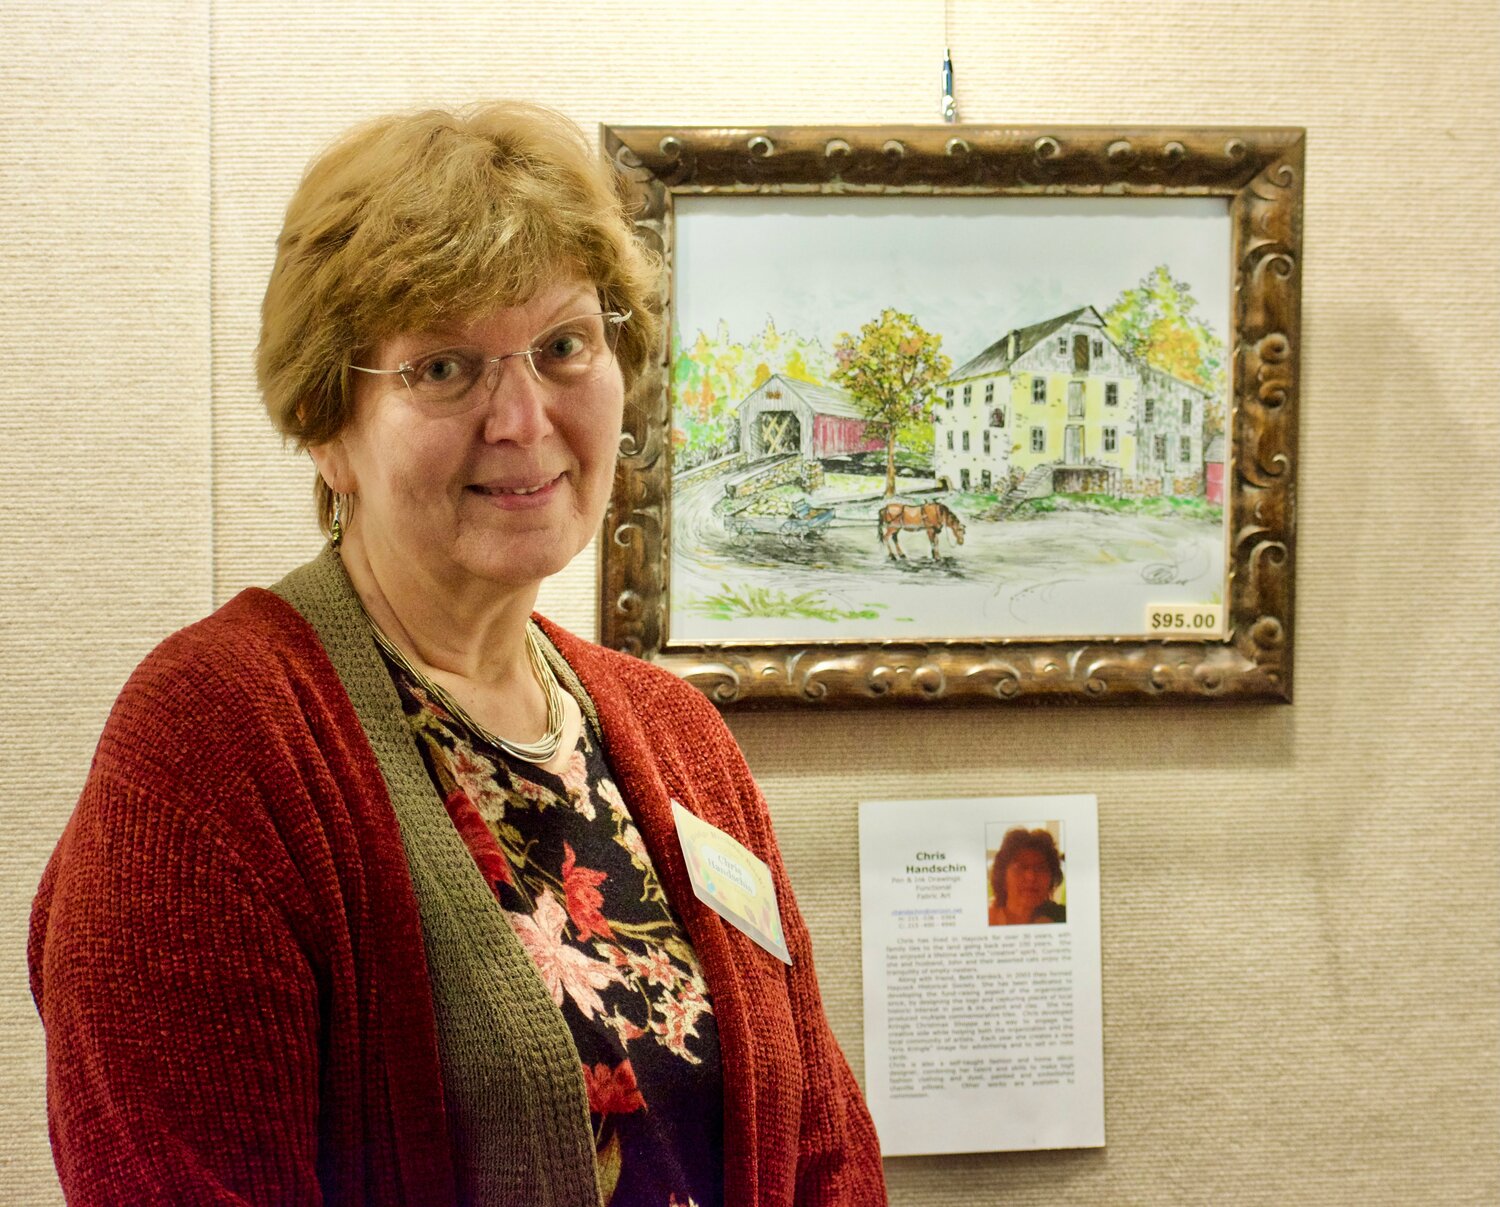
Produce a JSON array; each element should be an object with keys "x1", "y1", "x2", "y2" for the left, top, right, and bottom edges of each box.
[
  {"x1": 400, "y1": 348, "x2": 485, "y2": 405},
  {"x1": 530, "y1": 313, "x2": 623, "y2": 386}
]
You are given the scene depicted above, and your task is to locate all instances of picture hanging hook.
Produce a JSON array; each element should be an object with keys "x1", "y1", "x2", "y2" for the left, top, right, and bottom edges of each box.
[{"x1": 941, "y1": 47, "x2": 958, "y2": 123}]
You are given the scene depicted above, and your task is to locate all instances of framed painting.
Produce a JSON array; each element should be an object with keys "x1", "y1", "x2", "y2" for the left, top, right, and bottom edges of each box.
[{"x1": 598, "y1": 125, "x2": 1302, "y2": 706}]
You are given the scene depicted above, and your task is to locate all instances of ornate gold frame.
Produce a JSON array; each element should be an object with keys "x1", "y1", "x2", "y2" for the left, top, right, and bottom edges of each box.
[{"x1": 599, "y1": 124, "x2": 1302, "y2": 707}]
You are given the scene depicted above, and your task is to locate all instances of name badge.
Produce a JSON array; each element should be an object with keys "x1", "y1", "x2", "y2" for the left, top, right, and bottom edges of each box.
[{"x1": 671, "y1": 801, "x2": 791, "y2": 965}]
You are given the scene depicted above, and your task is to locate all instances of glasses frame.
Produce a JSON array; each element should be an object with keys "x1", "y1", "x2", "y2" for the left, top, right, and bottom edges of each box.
[{"x1": 348, "y1": 309, "x2": 631, "y2": 410}]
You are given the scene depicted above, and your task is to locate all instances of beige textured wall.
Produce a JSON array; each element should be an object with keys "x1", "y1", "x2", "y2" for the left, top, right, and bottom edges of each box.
[
  {"x1": 4, "y1": 1, "x2": 1496, "y2": 1202},
  {"x1": 0, "y1": 0, "x2": 214, "y2": 1191}
]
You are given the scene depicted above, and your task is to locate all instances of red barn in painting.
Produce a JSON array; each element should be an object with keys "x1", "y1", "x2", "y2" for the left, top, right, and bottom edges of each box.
[
  {"x1": 737, "y1": 374, "x2": 883, "y2": 461},
  {"x1": 1204, "y1": 433, "x2": 1225, "y2": 505}
]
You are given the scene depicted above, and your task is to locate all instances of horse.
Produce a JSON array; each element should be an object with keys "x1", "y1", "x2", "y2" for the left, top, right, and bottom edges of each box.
[{"x1": 877, "y1": 501, "x2": 966, "y2": 561}]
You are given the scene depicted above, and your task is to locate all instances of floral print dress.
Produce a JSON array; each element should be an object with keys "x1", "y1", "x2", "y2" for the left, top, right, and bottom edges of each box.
[{"x1": 384, "y1": 655, "x2": 724, "y2": 1207}]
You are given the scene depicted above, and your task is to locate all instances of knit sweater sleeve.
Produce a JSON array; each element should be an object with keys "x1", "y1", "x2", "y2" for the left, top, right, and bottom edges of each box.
[{"x1": 30, "y1": 766, "x2": 324, "y2": 1206}]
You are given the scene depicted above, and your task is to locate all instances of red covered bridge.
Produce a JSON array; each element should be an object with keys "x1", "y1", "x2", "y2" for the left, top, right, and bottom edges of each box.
[{"x1": 737, "y1": 374, "x2": 883, "y2": 462}]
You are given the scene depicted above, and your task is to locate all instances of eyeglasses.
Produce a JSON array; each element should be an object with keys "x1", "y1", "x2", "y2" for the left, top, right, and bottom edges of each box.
[{"x1": 349, "y1": 309, "x2": 630, "y2": 415}]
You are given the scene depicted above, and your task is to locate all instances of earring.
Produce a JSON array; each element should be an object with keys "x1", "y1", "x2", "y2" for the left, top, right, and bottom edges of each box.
[{"x1": 330, "y1": 493, "x2": 346, "y2": 548}]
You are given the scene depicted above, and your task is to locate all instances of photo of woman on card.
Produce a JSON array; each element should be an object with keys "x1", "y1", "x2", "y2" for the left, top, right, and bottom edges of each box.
[{"x1": 986, "y1": 824, "x2": 1066, "y2": 926}]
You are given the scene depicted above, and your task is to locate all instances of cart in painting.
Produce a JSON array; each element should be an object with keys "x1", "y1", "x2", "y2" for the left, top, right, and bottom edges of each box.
[{"x1": 724, "y1": 498, "x2": 836, "y2": 549}]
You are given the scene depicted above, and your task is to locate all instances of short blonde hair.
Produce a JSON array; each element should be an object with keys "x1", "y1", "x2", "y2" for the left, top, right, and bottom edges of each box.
[{"x1": 255, "y1": 101, "x2": 658, "y2": 534}]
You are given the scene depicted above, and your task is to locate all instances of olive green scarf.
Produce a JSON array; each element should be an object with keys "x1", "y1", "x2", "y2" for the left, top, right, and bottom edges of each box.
[{"x1": 274, "y1": 547, "x2": 601, "y2": 1207}]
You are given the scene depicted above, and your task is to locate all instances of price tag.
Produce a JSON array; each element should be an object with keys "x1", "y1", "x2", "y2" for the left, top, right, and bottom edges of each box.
[{"x1": 1146, "y1": 603, "x2": 1222, "y2": 635}]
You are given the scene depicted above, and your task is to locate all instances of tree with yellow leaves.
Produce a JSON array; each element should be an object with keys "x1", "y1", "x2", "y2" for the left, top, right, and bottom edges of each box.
[
  {"x1": 832, "y1": 310, "x2": 951, "y2": 497},
  {"x1": 1103, "y1": 266, "x2": 1227, "y2": 438}
]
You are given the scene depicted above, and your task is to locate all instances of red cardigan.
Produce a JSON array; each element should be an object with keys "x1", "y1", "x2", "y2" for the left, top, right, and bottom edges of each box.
[{"x1": 30, "y1": 586, "x2": 885, "y2": 1205}]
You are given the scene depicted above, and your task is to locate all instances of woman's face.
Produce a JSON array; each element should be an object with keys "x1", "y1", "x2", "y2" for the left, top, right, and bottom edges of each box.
[
  {"x1": 1004, "y1": 848, "x2": 1054, "y2": 918},
  {"x1": 319, "y1": 278, "x2": 625, "y2": 596}
]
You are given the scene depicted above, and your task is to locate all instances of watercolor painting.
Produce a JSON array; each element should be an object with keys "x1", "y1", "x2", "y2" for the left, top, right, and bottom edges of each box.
[{"x1": 668, "y1": 195, "x2": 1231, "y2": 645}]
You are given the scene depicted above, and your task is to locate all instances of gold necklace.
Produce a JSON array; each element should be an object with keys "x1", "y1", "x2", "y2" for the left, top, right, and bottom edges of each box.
[{"x1": 364, "y1": 614, "x2": 566, "y2": 765}]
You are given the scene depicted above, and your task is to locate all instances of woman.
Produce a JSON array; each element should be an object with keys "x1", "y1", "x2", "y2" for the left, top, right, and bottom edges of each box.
[
  {"x1": 29, "y1": 103, "x2": 885, "y2": 1206},
  {"x1": 987, "y1": 827, "x2": 1065, "y2": 926}
]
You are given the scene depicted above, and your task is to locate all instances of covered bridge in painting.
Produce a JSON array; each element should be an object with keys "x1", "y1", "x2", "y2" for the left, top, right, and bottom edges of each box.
[{"x1": 737, "y1": 374, "x2": 882, "y2": 462}]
